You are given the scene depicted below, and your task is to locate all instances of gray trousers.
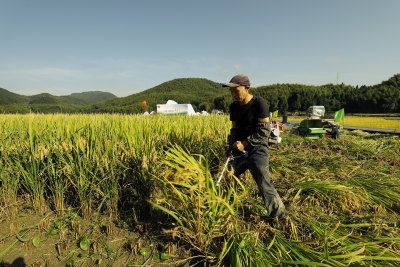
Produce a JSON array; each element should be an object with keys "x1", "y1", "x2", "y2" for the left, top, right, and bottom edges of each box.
[{"x1": 232, "y1": 145, "x2": 286, "y2": 218}]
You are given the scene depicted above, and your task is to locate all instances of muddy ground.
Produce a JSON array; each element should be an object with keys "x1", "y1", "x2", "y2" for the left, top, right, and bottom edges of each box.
[{"x1": 0, "y1": 203, "x2": 191, "y2": 267}]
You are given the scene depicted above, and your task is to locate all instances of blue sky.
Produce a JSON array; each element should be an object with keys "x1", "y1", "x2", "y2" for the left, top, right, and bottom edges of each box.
[{"x1": 1, "y1": 0, "x2": 399, "y2": 97}]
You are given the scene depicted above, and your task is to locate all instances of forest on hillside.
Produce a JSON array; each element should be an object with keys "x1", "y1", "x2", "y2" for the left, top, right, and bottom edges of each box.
[
  {"x1": 0, "y1": 90, "x2": 116, "y2": 114},
  {"x1": 83, "y1": 78, "x2": 225, "y2": 114},
  {"x1": 212, "y1": 74, "x2": 400, "y2": 114},
  {"x1": 1, "y1": 74, "x2": 399, "y2": 114}
]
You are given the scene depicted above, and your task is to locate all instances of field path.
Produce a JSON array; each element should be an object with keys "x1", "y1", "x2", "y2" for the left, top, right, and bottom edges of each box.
[
  {"x1": 286, "y1": 121, "x2": 400, "y2": 134},
  {"x1": 342, "y1": 125, "x2": 400, "y2": 134}
]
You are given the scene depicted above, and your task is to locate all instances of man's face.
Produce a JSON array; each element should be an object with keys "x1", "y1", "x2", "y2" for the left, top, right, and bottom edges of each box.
[{"x1": 230, "y1": 86, "x2": 249, "y2": 103}]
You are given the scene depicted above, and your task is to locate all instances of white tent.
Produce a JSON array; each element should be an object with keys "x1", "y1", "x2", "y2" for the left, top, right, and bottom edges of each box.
[
  {"x1": 166, "y1": 100, "x2": 178, "y2": 105},
  {"x1": 157, "y1": 100, "x2": 196, "y2": 116}
]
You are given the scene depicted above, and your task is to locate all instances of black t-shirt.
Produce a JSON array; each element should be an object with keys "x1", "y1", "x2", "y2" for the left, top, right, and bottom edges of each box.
[{"x1": 229, "y1": 96, "x2": 269, "y2": 141}]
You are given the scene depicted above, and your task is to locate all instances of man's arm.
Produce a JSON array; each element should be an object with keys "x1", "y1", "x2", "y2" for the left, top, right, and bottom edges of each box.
[
  {"x1": 235, "y1": 117, "x2": 271, "y2": 151},
  {"x1": 243, "y1": 117, "x2": 271, "y2": 148},
  {"x1": 227, "y1": 121, "x2": 238, "y2": 147}
]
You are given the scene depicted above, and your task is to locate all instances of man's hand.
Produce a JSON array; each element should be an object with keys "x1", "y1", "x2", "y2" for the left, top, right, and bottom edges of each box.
[{"x1": 234, "y1": 141, "x2": 248, "y2": 151}]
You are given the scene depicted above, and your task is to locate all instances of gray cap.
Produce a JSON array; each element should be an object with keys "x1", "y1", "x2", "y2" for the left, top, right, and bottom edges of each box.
[{"x1": 222, "y1": 74, "x2": 250, "y2": 87}]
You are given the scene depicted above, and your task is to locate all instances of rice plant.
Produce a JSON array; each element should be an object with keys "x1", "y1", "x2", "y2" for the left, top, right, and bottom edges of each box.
[
  {"x1": 1, "y1": 113, "x2": 400, "y2": 265},
  {"x1": 152, "y1": 144, "x2": 243, "y2": 259}
]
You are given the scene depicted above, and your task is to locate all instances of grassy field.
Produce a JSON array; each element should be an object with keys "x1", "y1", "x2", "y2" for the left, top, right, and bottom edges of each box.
[
  {"x1": 1, "y1": 114, "x2": 400, "y2": 266},
  {"x1": 285, "y1": 114, "x2": 400, "y2": 129}
]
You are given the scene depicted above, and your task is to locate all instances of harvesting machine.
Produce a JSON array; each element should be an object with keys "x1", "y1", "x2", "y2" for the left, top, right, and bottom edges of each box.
[
  {"x1": 291, "y1": 106, "x2": 344, "y2": 139},
  {"x1": 292, "y1": 106, "x2": 327, "y2": 139}
]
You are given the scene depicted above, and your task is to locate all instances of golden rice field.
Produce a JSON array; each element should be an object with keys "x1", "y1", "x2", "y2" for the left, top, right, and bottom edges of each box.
[
  {"x1": 1, "y1": 114, "x2": 400, "y2": 266},
  {"x1": 285, "y1": 114, "x2": 400, "y2": 129}
]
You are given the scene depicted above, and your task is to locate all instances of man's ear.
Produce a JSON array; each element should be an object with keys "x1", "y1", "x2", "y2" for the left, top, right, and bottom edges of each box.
[{"x1": 245, "y1": 86, "x2": 250, "y2": 90}]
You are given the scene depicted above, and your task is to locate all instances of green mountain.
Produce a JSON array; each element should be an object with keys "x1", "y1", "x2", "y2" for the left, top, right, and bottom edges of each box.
[
  {"x1": 0, "y1": 88, "x2": 116, "y2": 113},
  {"x1": 29, "y1": 93, "x2": 87, "y2": 105},
  {"x1": 57, "y1": 75, "x2": 400, "y2": 114},
  {"x1": 1, "y1": 74, "x2": 399, "y2": 114},
  {"x1": 68, "y1": 91, "x2": 117, "y2": 105},
  {"x1": 84, "y1": 78, "x2": 227, "y2": 113},
  {"x1": 0, "y1": 88, "x2": 29, "y2": 105}
]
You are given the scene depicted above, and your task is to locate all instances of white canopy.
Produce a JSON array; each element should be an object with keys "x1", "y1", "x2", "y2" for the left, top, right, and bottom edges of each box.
[
  {"x1": 166, "y1": 100, "x2": 178, "y2": 105},
  {"x1": 157, "y1": 100, "x2": 196, "y2": 116}
]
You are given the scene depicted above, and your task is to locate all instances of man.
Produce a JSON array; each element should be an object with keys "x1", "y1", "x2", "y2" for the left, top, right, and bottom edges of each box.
[
  {"x1": 327, "y1": 125, "x2": 340, "y2": 139},
  {"x1": 222, "y1": 74, "x2": 287, "y2": 221}
]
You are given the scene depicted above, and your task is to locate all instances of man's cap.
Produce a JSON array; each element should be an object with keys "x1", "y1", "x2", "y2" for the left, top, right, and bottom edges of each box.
[{"x1": 222, "y1": 74, "x2": 250, "y2": 87}]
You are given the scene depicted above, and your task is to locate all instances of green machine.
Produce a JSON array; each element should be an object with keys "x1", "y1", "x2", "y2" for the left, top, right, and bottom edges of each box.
[
  {"x1": 298, "y1": 119, "x2": 326, "y2": 139},
  {"x1": 298, "y1": 106, "x2": 327, "y2": 139}
]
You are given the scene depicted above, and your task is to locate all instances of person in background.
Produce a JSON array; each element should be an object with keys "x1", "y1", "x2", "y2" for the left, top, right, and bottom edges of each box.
[
  {"x1": 222, "y1": 74, "x2": 288, "y2": 223},
  {"x1": 327, "y1": 125, "x2": 340, "y2": 139}
]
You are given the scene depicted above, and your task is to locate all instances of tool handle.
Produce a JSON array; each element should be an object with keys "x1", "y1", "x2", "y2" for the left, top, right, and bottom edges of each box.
[{"x1": 216, "y1": 157, "x2": 230, "y2": 185}]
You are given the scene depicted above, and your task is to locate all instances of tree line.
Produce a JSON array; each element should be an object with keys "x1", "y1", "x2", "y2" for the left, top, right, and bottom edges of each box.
[
  {"x1": 212, "y1": 74, "x2": 400, "y2": 114},
  {"x1": 1, "y1": 74, "x2": 399, "y2": 114}
]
